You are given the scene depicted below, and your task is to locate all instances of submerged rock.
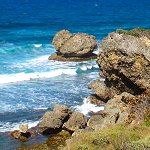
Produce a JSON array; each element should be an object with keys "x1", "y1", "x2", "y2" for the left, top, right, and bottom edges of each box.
[{"x1": 49, "y1": 30, "x2": 98, "y2": 61}]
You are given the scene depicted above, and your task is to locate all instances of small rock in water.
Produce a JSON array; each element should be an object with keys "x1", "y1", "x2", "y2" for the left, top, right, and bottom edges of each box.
[
  {"x1": 10, "y1": 130, "x2": 31, "y2": 141},
  {"x1": 19, "y1": 124, "x2": 28, "y2": 133},
  {"x1": 11, "y1": 124, "x2": 31, "y2": 141}
]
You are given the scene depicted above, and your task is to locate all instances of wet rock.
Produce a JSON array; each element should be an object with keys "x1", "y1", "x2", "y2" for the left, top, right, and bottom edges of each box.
[
  {"x1": 63, "y1": 112, "x2": 87, "y2": 132},
  {"x1": 50, "y1": 30, "x2": 98, "y2": 61},
  {"x1": 38, "y1": 104, "x2": 71, "y2": 134}
]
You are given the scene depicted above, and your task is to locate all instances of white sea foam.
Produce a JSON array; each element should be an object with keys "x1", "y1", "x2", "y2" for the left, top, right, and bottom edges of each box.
[
  {"x1": 0, "y1": 69, "x2": 77, "y2": 84},
  {"x1": 0, "y1": 120, "x2": 39, "y2": 132},
  {"x1": 80, "y1": 66, "x2": 87, "y2": 71},
  {"x1": 75, "y1": 98, "x2": 104, "y2": 116},
  {"x1": 33, "y1": 44, "x2": 42, "y2": 48}
]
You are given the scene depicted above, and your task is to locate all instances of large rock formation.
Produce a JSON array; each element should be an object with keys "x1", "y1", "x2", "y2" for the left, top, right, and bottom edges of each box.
[
  {"x1": 88, "y1": 28, "x2": 150, "y2": 129},
  {"x1": 49, "y1": 30, "x2": 98, "y2": 61},
  {"x1": 98, "y1": 30, "x2": 150, "y2": 95}
]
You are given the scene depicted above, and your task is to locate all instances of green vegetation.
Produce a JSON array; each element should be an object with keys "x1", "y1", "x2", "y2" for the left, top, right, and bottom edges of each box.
[
  {"x1": 63, "y1": 125, "x2": 150, "y2": 150},
  {"x1": 144, "y1": 113, "x2": 150, "y2": 127},
  {"x1": 116, "y1": 29, "x2": 140, "y2": 37},
  {"x1": 116, "y1": 28, "x2": 150, "y2": 37}
]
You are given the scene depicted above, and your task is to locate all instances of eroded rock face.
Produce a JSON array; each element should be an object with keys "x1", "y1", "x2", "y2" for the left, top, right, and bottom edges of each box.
[
  {"x1": 49, "y1": 30, "x2": 98, "y2": 61},
  {"x1": 97, "y1": 32, "x2": 150, "y2": 95},
  {"x1": 88, "y1": 28, "x2": 150, "y2": 129}
]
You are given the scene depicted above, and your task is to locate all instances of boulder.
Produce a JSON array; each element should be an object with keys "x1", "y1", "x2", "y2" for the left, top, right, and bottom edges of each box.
[
  {"x1": 38, "y1": 104, "x2": 71, "y2": 134},
  {"x1": 50, "y1": 30, "x2": 98, "y2": 61},
  {"x1": 63, "y1": 112, "x2": 87, "y2": 132}
]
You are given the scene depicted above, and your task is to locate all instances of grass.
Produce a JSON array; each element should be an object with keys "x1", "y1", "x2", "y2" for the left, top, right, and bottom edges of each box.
[
  {"x1": 116, "y1": 28, "x2": 150, "y2": 37},
  {"x1": 144, "y1": 113, "x2": 150, "y2": 127},
  {"x1": 116, "y1": 29, "x2": 140, "y2": 37},
  {"x1": 63, "y1": 125, "x2": 150, "y2": 150}
]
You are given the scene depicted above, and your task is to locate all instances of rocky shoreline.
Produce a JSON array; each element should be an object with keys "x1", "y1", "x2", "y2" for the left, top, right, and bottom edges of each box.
[{"x1": 10, "y1": 28, "x2": 150, "y2": 150}]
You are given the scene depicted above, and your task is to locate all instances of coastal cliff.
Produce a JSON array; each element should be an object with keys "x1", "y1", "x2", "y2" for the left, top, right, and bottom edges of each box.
[{"x1": 15, "y1": 29, "x2": 150, "y2": 150}]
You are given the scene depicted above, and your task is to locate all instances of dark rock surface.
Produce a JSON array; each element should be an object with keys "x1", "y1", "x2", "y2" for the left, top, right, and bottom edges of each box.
[{"x1": 49, "y1": 30, "x2": 98, "y2": 61}]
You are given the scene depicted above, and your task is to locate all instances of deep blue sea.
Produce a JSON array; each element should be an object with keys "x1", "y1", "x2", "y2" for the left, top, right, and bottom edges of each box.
[{"x1": 0, "y1": 0, "x2": 150, "y2": 149}]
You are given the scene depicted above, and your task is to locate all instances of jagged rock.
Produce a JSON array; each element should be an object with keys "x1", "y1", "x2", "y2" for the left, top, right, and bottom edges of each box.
[
  {"x1": 50, "y1": 30, "x2": 98, "y2": 61},
  {"x1": 63, "y1": 112, "x2": 87, "y2": 132},
  {"x1": 38, "y1": 104, "x2": 71, "y2": 134},
  {"x1": 88, "y1": 80, "x2": 111, "y2": 101},
  {"x1": 97, "y1": 31, "x2": 150, "y2": 95}
]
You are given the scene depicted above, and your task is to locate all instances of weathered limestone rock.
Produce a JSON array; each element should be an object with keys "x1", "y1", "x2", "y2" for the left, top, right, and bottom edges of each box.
[
  {"x1": 49, "y1": 30, "x2": 98, "y2": 61},
  {"x1": 97, "y1": 31, "x2": 150, "y2": 95}
]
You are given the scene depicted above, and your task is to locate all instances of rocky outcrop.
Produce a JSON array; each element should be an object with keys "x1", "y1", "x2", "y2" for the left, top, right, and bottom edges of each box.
[
  {"x1": 49, "y1": 30, "x2": 98, "y2": 61},
  {"x1": 98, "y1": 31, "x2": 150, "y2": 95},
  {"x1": 88, "y1": 28, "x2": 150, "y2": 129}
]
